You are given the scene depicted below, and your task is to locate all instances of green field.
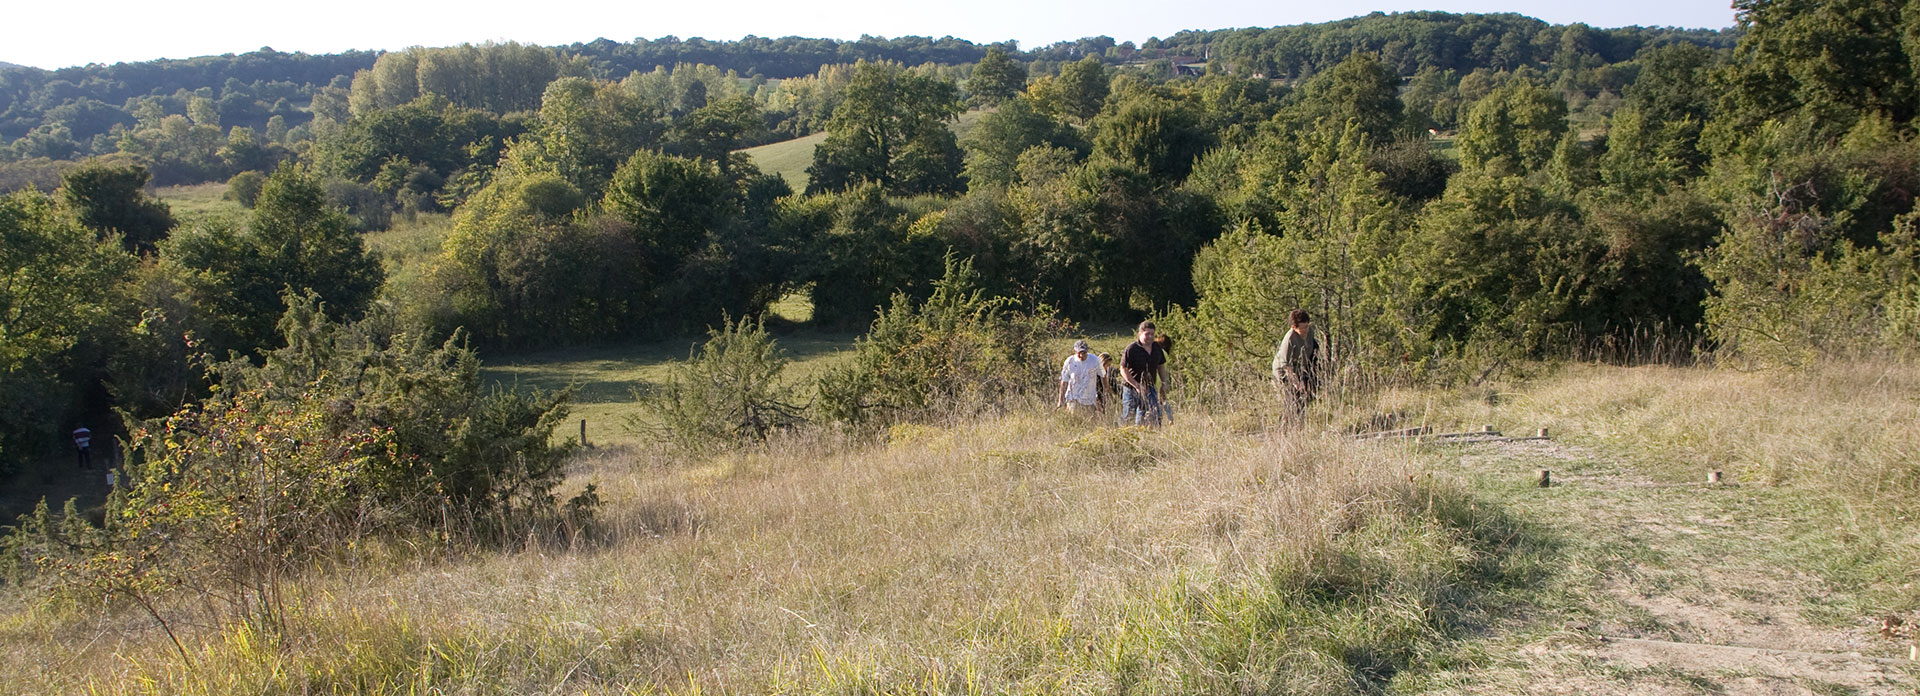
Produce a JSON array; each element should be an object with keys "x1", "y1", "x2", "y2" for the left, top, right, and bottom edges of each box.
[
  {"x1": 479, "y1": 329, "x2": 862, "y2": 447},
  {"x1": 153, "y1": 181, "x2": 244, "y2": 223},
  {"x1": 480, "y1": 319, "x2": 1134, "y2": 448}
]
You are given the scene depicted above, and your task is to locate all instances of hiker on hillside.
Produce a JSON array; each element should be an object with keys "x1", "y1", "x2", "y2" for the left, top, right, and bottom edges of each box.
[
  {"x1": 1153, "y1": 333, "x2": 1178, "y2": 425},
  {"x1": 1272, "y1": 309, "x2": 1321, "y2": 421},
  {"x1": 1119, "y1": 321, "x2": 1167, "y2": 427},
  {"x1": 1099, "y1": 352, "x2": 1119, "y2": 407},
  {"x1": 1056, "y1": 339, "x2": 1105, "y2": 414},
  {"x1": 72, "y1": 424, "x2": 92, "y2": 469}
]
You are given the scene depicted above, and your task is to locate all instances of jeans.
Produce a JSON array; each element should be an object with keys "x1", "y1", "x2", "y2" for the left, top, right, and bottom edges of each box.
[{"x1": 1120, "y1": 385, "x2": 1160, "y2": 427}]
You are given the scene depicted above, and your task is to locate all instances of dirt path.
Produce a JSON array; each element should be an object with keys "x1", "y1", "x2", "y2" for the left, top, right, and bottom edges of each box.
[{"x1": 1422, "y1": 439, "x2": 1918, "y2": 695}]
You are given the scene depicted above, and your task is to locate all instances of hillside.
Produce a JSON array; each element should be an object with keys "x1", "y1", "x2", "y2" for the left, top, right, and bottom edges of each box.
[{"x1": 5, "y1": 361, "x2": 1914, "y2": 692}]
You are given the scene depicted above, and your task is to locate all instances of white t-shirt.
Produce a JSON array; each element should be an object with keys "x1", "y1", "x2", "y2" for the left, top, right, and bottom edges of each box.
[{"x1": 1060, "y1": 354, "x2": 1105, "y2": 405}]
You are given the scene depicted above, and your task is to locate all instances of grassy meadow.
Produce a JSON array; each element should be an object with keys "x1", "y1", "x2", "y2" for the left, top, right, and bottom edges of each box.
[
  {"x1": 7, "y1": 319, "x2": 1919, "y2": 693},
  {"x1": 152, "y1": 181, "x2": 244, "y2": 223}
]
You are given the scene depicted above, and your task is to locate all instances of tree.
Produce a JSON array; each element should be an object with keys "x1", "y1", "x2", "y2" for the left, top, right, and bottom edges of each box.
[
  {"x1": 0, "y1": 190, "x2": 131, "y2": 472},
  {"x1": 1275, "y1": 52, "x2": 1406, "y2": 144},
  {"x1": 537, "y1": 77, "x2": 667, "y2": 194},
  {"x1": 960, "y1": 95, "x2": 1085, "y2": 188},
  {"x1": 671, "y1": 95, "x2": 762, "y2": 180},
  {"x1": 1090, "y1": 90, "x2": 1214, "y2": 182},
  {"x1": 1056, "y1": 55, "x2": 1111, "y2": 122},
  {"x1": 167, "y1": 164, "x2": 385, "y2": 354},
  {"x1": 967, "y1": 47, "x2": 1027, "y2": 107},
  {"x1": 603, "y1": 151, "x2": 733, "y2": 275},
  {"x1": 59, "y1": 163, "x2": 176, "y2": 255},
  {"x1": 805, "y1": 61, "x2": 964, "y2": 196},
  {"x1": 1456, "y1": 81, "x2": 1567, "y2": 174}
]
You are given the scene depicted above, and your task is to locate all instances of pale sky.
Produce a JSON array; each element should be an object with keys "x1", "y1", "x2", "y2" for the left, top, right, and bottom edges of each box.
[{"x1": 5, "y1": 0, "x2": 1738, "y2": 70}]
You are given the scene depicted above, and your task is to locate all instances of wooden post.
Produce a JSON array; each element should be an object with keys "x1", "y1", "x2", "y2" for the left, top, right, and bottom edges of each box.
[
  {"x1": 1536, "y1": 469, "x2": 1551, "y2": 487},
  {"x1": 580, "y1": 419, "x2": 588, "y2": 448},
  {"x1": 1482, "y1": 424, "x2": 1495, "y2": 433},
  {"x1": 1708, "y1": 470, "x2": 1723, "y2": 485},
  {"x1": 1536, "y1": 427, "x2": 1550, "y2": 438}
]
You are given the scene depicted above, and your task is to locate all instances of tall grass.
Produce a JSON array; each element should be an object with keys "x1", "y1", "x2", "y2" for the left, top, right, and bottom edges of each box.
[
  {"x1": 1, "y1": 406, "x2": 1522, "y2": 694},
  {"x1": 1500, "y1": 362, "x2": 1920, "y2": 501}
]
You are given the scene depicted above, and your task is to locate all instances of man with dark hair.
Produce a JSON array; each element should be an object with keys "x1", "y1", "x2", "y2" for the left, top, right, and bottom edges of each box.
[
  {"x1": 1271, "y1": 309, "x2": 1320, "y2": 421},
  {"x1": 1119, "y1": 321, "x2": 1167, "y2": 427}
]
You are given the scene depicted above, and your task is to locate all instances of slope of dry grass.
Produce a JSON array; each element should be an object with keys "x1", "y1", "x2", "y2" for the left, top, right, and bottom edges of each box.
[{"x1": 0, "y1": 406, "x2": 1522, "y2": 694}]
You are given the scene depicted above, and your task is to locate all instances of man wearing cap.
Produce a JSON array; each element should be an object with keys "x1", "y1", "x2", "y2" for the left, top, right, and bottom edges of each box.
[{"x1": 1057, "y1": 339, "x2": 1105, "y2": 414}]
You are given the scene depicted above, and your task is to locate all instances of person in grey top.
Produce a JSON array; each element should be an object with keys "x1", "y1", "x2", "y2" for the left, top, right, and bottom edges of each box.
[{"x1": 1271, "y1": 309, "x2": 1320, "y2": 420}]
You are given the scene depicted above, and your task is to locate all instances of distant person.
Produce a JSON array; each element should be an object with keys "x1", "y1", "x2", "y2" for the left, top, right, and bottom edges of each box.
[
  {"x1": 1271, "y1": 309, "x2": 1321, "y2": 421},
  {"x1": 1153, "y1": 332, "x2": 1177, "y2": 425},
  {"x1": 1057, "y1": 339, "x2": 1104, "y2": 414},
  {"x1": 1099, "y1": 352, "x2": 1120, "y2": 406},
  {"x1": 72, "y1": 425, "x2": 92, "y2": 469},
  {"x1": 1119, "y1": 321, "x2": 1167, "y2": 427}
]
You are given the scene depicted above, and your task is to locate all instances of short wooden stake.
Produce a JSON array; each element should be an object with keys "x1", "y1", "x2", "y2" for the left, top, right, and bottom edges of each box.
[
  {"x1": 580, "y1": 419, "x2": 589, "y2": 448},
  {"x1": 1909, "y1": 643, "x2": 1917, "y2": 661},
  {"x1": 1536, "y1": 427, "x2": 1550, "y2": 438},
  {"x1": 1482, "y1": 424, "x2": 1495, "y2": 433},
  {"x1": 1708, "y1": 470, "x2": 1723, "y2": 485},
  {"x1": 1536, "y1": 469, "x2": 1551, "y2": 487}
]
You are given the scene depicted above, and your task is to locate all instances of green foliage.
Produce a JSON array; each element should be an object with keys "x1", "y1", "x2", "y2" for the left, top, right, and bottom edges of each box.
[
  {"x1": 536, "y1": 77, "x2": 667, "y2": 194},
  {"x1": 224, "y1": 170, "x2": 266, "y2": 207},
  {"x1": 0, "y1": 189, "x2": 133, "y2": 472},
  {"x1": 1404, "y1": 168, "x2": 1597, "y2": 358},
  {"x1": 815, "y1": 256, "x2": 1055, "y2": 425},
  {"x1": 1053, "y1": 55, "x2": 1111, "y2": 122},
  {"x1": 165, "y1": 163, "x2": 384, "y2": 354},
  {"x1": 960, "y1": 95, "x2": 1084, "y2": 188},
  {"x1": 1273, "y1": 52, "x2": 1407, "y2": 144},
  {"x1": 635, "y1": 315, "x2": 803, "y2": 455},
  {"x1": 966, "y1": 48, "x2": 1028, "y2": 108},
  {"x1": 1700, "y1": 185, "x2": 1920, "y2": 366},
  {"x1": 670, "y1": 95, "x2": 762, "y2": 179},
  {"x1": 349, "y1": 42, "x2": 567, "y2": 116},
  {"x1": 58, "y1": 162, "x2": 176, "y2": 254},
  {"x1": 1165, "y1": 126, "x2": 1431, "y2": 389},
  {"x1": 603, "y1": 150, "x2": 731, "y2": 270},
  {"x1": 806, "y1": 61, "x2": 965, "y2": 196},
  {"x1": 1090, "y1": 88, "x2": 1214, "y2": 182},
  {"x1": 1456, "y1": 81, "x2": 1567, "y2": 175},
  {"x1": 1714, "y1": 0, "x2": 1917, "y2": 148},
  {"x1": 5, "y1": 295, "x2": 580, "y2": 639},
  {"x1": 782, "y1": 183, "x2": 945, "y2": 327}
]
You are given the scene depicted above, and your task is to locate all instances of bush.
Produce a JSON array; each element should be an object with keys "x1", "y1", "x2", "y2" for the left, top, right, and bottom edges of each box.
[
  {"x1": 633, "y1": 314, "x2": 804, "y2": 455},
  {"x1": 224, "y1": 170, "x2": 266, "y2": 207},
  {"x1": 816, "y1": 255, "x2": 1056, "y2": 425}
]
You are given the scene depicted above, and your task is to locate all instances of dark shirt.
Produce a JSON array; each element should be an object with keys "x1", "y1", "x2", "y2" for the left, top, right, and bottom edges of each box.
[{"x1": 1121, "y1": 340, "x2": 1165, "y2": 388}]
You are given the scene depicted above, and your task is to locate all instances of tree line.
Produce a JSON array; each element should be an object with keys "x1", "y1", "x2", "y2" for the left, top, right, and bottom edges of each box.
[{"x1": 1, "y1": 13, "x2": 1732, "y2": 191}]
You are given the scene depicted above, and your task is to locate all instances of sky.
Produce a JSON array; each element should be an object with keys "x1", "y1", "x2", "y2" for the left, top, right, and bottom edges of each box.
[{"x1": 4, "y1": 0, "x2": 1739, "y2": 70}]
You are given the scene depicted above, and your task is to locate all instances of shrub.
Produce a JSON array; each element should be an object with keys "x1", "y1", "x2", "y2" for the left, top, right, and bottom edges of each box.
[
  {"x1": 633, "y1": 314, "x2": 804, "y2": 455},
  {"x1": 225, "y1": 170, "x2": 266, "y2": 207},
  {"x1": 816, "y1": 255, "x2": 1056, "y2": 425}
]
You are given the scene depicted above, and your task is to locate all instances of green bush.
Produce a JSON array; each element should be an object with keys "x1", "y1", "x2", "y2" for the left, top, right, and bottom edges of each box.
[
  {"x1": 816, "y1": 255, "x2": 1056, "y2": 425},
  {"x1": 633, "y1": 314, "x2": 804, "y2": 455}
]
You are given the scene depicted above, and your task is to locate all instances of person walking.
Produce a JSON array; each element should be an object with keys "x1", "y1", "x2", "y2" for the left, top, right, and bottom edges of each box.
[
  {"x1": 72, "y1": 424, "x2": 92, "y2": 469},
  {"x1": 1057, "y1": 339, "x2": 1105, "y2": 415},
  {"x1": 1119, "y1": 321, "x2": 1167, "y2": 427},
  {"x1": 1271, "y1": 309, "x2": 1321, "y2": 422}
]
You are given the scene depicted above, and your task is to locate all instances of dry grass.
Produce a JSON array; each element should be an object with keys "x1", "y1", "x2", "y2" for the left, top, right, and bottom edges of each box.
[
  {"x1": 1489, "y1": 361, "x2": 1920, "y2": 502},
  {"x1": 0, "y1": 405, "x2": 1509, "y2": 694}
]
